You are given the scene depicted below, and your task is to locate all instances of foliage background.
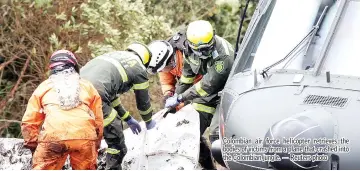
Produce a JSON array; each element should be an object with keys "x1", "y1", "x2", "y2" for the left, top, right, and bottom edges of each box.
[{"x1": 0, "y1": 0, "x2": 257, "y2": 137}]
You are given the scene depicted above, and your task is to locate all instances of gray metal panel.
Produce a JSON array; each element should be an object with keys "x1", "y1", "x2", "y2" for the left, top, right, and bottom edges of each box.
[
  {"x1": 302, "y1": 0, "x2": 340, "y2": 70},
  {"x1": 225, "y1": 84, "x2": 360, "y2": 169},
  {"x1": 225, "y1": 69, "x2": 360, "y2": 96},
  {"x1": 319, "y1": 0, "x2": 360, "y2": 77},
  {"x1": 251, "y1": 0, "x2": 323, "y2": 71},
  {"x1": 228, "y1": 0, "x2": 275, "y2": 76},
  {"x1": 313, "y1": 0, "x2": 347, "y2": 75},
  {"x1": 220, "y1": 0, "x2": 360, "y2": 169}
]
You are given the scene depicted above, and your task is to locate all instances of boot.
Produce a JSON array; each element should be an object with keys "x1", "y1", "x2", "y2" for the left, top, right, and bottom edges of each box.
[
  {"x1": 105, "y1": 153, "x2": 123, "y2": 170},
  {"x1": 199, "y1": 137, "x2": 217, "y2": 170},
  {"x1": 105, "y1": 146, "x2": 127, "y2": 170},
  {"x1": 209, "y1": 128, "x2": 219, "y2": 144}
]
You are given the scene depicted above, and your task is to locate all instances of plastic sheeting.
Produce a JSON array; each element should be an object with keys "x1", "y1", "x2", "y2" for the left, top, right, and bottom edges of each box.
[
  {"x1": 0, "y1": 138, "x2": 33, "y2": 170},
  {"x1": 120, "y1": 104, "x2": 201, "y2": 170}
]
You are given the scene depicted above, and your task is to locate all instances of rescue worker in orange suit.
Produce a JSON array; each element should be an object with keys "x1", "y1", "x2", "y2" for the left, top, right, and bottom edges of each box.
[
  {"x1": 21, "y1": 50, "x2": 104, "y2": 170},
  {"x1": 147, "y1": 40, "x2": 202, "y2": 112},
  {"x1": 162, "y1": 20, "x2": 234, "y2": 170},
  {"x1": 80, "y1": 42, "x2": 156, "y2": 170}
]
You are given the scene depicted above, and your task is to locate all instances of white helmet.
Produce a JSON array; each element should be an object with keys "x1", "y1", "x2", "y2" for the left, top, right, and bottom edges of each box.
[{"x1": 147, "y1": 40, "x2": 174, "y2": 74}]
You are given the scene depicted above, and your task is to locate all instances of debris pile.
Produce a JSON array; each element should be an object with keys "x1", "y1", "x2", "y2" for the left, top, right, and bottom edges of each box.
[
  {"x1": 0, "y1": 105, "x2": 201, "y2": 170},
  {"x1": 121, "y1": 105, "x2": 201, "y2": 170},
  {"x1": 0, "y1": 138, "x2": 107, "y2": 170}
]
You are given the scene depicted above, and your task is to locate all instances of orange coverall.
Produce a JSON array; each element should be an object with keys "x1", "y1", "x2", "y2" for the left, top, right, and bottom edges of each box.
[
  {"x1": 21, "y1": 78, "x2": 103, "y2": 170},
  {"x1": 158, "y1": 50, "x2": 202, "y2": 110}
]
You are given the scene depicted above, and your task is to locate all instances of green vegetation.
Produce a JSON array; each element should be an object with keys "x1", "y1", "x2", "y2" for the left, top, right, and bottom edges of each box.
[{"x1": 0, "y1": 0, "x2": 257, "y2": 137}]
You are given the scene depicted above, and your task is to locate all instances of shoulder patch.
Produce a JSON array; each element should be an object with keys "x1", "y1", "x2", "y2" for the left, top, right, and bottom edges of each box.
[{"x1": 215, "y1": 61, "x2": 224, "y2": 73}]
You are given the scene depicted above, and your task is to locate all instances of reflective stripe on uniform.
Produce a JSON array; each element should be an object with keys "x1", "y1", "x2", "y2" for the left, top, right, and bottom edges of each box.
[
  {"x1": 139, "y1": 106, "x2": 152, "y2": 115},
  {"x1": 96, "y1": 56, "x2": 128, "y2": 82},
  {"x1": 106, "y1": 148, "x2": 120, "y2": 154},
  {"x1": 195, "y1": 82, "x2": 208, "y2": 97},
  {"x1": 180, "y1": 75, "x2": 195, "y2": 84},
  {"x1": 143, "y1": 117, "x2": 152, "y2": 123},
  {"x1": 133, "y1": 81, "x2": 149, "y2": 90},
  {"x1": 183, "y1": 55, "x2": 190, "y2": 63},
  {"x1": 192, "y1": 103, "x2": 216, "y2": 114},
  {"x1": 121, "y1": 111, "x2": 130, "y2": 121},
  {"x1": 111, "y1": 97, "x2": 121, "y2": 107},
  {"x1": 188, "y1": 57, "x2": 200, "y2": 65},
  {"x1": 104, "y1": 108, "x2": 117, "y2": 127}
]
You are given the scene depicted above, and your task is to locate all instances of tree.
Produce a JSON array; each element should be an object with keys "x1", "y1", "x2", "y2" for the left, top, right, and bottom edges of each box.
[{"x1": 0, "y1": 0, "x2": 257, "y2": 137}]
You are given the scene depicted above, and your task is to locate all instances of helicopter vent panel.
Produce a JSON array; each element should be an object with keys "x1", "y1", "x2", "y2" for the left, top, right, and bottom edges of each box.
[{"x1": 303, "y1": 95, "x2": 348, "y2": 108}]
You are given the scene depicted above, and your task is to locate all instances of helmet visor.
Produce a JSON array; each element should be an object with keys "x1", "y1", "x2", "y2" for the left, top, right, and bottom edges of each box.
[
  {"x1": 188, "y1": 37, "x2": 215, "y2": 49},
  {"x1": 188, "y1": 38, "x2": 215, "y2": 58},
  {"x1": 191, "y1": 45, "x2": 214, "y2": 58}
]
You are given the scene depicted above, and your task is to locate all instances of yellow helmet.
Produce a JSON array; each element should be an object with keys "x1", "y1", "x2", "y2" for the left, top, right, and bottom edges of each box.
[
  {"x1": 126, "y1": 42, "x2": 152, "y2": 65},
  {"x1": 186, "y1": 20, "x2": 215, "y2": 50}
]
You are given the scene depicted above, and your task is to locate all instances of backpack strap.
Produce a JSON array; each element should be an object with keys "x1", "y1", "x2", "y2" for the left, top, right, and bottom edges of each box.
[{"x1": 167, "y1": 29, "x2": 190, "y2": 56}]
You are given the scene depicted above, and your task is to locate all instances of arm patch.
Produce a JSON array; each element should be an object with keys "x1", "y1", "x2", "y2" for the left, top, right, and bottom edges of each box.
[{"x1": 215, "y1": 61, "x2": 225, "y2": 73}]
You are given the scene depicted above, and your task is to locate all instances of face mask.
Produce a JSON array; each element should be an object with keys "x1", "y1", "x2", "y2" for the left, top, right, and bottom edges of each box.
[
  {"x1": 191, "y1": 45, "x2": 214, "y2": 59},
  {"x1": 188, "y1": 38, "x2": 215, "y2": 57}
]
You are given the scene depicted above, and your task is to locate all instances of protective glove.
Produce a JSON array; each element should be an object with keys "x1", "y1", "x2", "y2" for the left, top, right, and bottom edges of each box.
[
  {"x1": 163, "y1": 90, "x2": 174, "y2": 104},
  {"x1": 146, "y1": 120, "x2": 156, "y2": 130},
  {"x1": 126, "y1": 116, "x2": 141, "y2": 135},
  {"x1": 165, "y1": 93, "x2": 182, "y2": 108}
]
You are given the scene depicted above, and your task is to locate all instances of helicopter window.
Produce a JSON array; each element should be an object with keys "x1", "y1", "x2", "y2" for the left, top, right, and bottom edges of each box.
[
  {"x1": 231, "y1": 0, "x2": 277, "y2": 75},
  {"x1": 231, "y1": 0, "x2": 336, "y2": 76},
  {"x1": 317, "y1": 0, "x2": 360, "y2": 77}
]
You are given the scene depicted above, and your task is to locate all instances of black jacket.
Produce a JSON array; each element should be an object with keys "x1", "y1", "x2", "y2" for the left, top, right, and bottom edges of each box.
[{"x1": 80, "y1": 51, "x2": 153, "y2": 123}]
